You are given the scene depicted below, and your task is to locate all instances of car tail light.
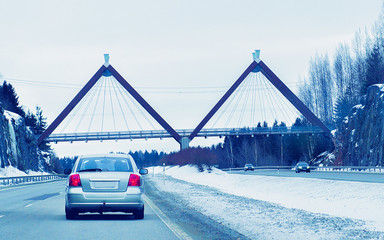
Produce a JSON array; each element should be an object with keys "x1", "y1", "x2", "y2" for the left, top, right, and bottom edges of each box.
[
  {"x1": 128, "y1": 174, "x2": 141, "y2": 186},
  {"x1": 69, "y1": 174, "x2": 82, "y2": 187}
]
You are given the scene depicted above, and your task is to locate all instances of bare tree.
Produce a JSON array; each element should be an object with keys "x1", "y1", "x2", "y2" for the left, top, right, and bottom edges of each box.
[{"x1": 308, "y1": 54, "x2": 334, "y2": 125}]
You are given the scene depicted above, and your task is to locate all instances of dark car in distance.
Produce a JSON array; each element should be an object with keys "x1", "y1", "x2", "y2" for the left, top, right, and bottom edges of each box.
[
  {"x1": 244, "y1": 164, "x2": 255, "y2": 171},
  {"x1": 294, "y1": 162, "x2": 310, "y2": 173}
]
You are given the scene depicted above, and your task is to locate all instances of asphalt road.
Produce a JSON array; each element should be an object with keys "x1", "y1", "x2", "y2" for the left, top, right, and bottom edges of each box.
[
  {"x1": 233, "y1": 169, "x2": 384, "y2": 183},
  {"x1": 0, "y1": 180, "x2": 179, "y2": 240}
]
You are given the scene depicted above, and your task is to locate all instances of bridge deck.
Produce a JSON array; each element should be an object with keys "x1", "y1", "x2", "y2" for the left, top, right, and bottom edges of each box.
[{"x1": 43, "y1": 126, "x2": 324, "y2": 143}]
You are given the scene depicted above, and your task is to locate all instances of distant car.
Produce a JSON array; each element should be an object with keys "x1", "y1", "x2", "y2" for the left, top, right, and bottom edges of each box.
[
  {"x1": 244, "y1": 164, "x2": 254, "y2": 171},
  {"x1": 64, "y1": 153, "x2": 148, "y2": 220},
  {"x1": 294, "y1": 162, "x2": 310, "y2": 173}
]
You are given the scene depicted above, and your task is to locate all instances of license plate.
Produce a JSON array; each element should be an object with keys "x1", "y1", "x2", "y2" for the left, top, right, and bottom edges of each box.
[{"x1": 90, "y1": 180, "x2": 119, "y2": 189}]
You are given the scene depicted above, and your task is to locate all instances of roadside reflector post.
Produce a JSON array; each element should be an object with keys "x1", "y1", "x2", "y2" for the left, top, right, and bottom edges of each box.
[{"x1": 163, "y1": 163, "x2": 165, "y2": 184}]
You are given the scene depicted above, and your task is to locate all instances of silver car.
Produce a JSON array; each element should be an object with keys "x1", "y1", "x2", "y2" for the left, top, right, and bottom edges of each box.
[{"x1": 65, "y1": 153, "x2": 148, "y2": 220}]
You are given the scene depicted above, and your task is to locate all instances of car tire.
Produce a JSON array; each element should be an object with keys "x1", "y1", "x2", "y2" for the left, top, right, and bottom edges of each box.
[
  {"x1": 65, "y1": 207, "x2": 78, "y2": 220},
  {"x1": 133, "y1": 206, "x2": 144, "y2": 220}
]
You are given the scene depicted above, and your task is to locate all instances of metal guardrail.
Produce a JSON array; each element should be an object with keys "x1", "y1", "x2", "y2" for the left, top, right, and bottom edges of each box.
[
  {"x1": 222, "y1": 166, "x2": 384, "y2": 173},
  {"x1": 0, "y1": 174, "x2": 66, "y2": 186},
  {"x1": 222, "y1": 166, "x2": 292, "y2": 171},
  {"x1": 316, "y1": 166, "x2": 384, "y2": 173}
]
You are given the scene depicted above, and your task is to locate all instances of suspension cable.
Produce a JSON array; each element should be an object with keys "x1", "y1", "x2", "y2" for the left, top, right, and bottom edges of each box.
[
  {"x1": 114, "y1": 79, "x2": 144, "y2": 130},
  {"x1": 250, "y1": 73, "x2": 256, "y2": 127},
  {"x1": 224, "y1": 78, "x2": 247, "y2": 128},
  {"x1": 238, "y1": 74, "x2": 252, "y2": 127},
  {"x1": 101, "y1": 76, "x2": 108, "y2": 132},
  {"x1": 107, "y1": 77, "x2": 117, "y2": 131},
  {"x1": 261, "y1": 74, "x2": 280, "y2": 125},
  {"x1": 87, "y1": 75, "x2": 104, "y2": 133},
  {"x1": 125, "y1": 88, "x2": 158, "y2": 130},
  {"x1": 257, "y1": 73, "x2": 267, "y2": 123},
  {"x1": 109, "y1": 76, "x2": 131, "y2": 131},
  {"x1": 73, "y1": 79, "x2": 100, "y2": 132},
  {"x1": 210, "y1": 78, "x2": 243, "y2": 128},
  {"x1": 59, "y1": 79, "x2": 97, "y2": 133}
]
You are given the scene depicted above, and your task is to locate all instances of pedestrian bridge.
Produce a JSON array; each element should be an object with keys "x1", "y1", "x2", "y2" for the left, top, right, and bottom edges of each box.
[{"x1": 38, "y1": 51, "x2": 331, "y2": 149}]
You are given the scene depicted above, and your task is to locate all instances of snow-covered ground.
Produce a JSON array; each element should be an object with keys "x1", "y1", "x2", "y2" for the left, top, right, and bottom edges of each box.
[
  {"x1": 148, "y1": 165, "x2": 384, "y2": 239},
  {"x1": 0, "y1": 165, "x2": 48, "y2": 177}
]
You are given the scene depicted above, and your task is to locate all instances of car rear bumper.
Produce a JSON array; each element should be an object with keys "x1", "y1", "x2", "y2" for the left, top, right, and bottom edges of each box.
[{"x1": 66, "y1": 186, "x2": 144, "y2": 213}]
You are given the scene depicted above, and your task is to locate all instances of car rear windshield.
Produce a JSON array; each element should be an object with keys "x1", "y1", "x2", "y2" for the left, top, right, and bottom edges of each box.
[
  {"x1": 76, "y1": 157, "x2": 133, "y2": 172},
  {"x1": 298, "y1": 162, "x2": 309, "y2": 167}
]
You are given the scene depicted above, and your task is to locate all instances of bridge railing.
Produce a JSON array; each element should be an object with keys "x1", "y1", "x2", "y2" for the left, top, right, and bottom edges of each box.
[
  {"x1": 0, "y1": 174, "x2": 66, "y2": 186},
  {"x1": 44, "y1": 126, "x2": 325, "y2": 143}
]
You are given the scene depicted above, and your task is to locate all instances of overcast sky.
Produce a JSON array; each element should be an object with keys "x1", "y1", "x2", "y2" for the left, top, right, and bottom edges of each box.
[{"x1": 0, "y1": 0, "x2": 382, "y2": 157}]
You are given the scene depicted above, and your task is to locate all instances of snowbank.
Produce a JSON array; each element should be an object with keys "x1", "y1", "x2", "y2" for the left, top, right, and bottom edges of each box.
[
  {"x1": 150, "y1": 165, "x2": 384, "y2": 231},
  {"x1": 0, "y1": 165, "x2": 48, "y2": 177}
]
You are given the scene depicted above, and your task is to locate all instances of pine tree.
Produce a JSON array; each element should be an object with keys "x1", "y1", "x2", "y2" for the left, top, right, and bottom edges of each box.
[
  {"x1": 25, "y1": 110, "x2": 38, "y2": 131},
  {"x1": 0, "y1": 81, "x2": 24, "y2": 116},
  {"x1": 363, "y1": 42, "x2": 384, "y2": 94},
  {"x1": 334, "y1": 96, "x2": 354, "y2": 126},
  {"x1": 35, "y1": 106, "x2": 51, "y2": 151}
]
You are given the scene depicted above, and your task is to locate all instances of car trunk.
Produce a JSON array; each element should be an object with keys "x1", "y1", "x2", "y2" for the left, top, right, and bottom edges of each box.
[{"x1": 80, "y1": 172, "x2": 132, "y2": 192}]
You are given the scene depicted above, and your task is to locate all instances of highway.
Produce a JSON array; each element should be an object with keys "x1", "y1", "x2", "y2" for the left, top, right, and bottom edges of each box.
[
  {"x1": 233, "y1": 169, "x2": 384, "y2": 183},
  {"x1": 0, "y1": 181, "x2": 179, "y2": 240},
  {"x1": 2, "y1": 170, "x2": 382, "y2": 240}
]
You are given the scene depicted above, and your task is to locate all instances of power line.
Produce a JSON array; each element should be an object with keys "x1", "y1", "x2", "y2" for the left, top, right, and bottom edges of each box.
[{"x1": 0, "y1": 77, "x2": 301, "y2": 94}]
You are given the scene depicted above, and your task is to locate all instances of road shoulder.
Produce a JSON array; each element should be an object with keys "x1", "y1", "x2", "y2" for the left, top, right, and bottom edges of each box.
[{"x1": 144, "y1": 177, "x2": 248, "y2": 240}]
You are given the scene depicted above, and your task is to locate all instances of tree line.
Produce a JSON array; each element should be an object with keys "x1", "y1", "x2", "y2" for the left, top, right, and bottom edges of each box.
[
  {"x1": 0, "y1": 81, "x2": 51, "y2": 152},
  {"x1": 299, "y1": 9, "x2": 384, "y2": 128},
  {"x1": 159, "y1": 7, "x2": 384, "y2": 169}
]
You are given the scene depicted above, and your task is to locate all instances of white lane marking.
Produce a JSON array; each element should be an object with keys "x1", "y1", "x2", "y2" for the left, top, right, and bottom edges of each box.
[
  {"x1": 0, "y1": 215, "x2": 4, "y2": 218},
  {"x1": 0, "y1": 180, "x2": 64, "y2": 192},
  {"x1": 25, "y1": 204, "x2": 33, "y2": 208},
  {"x1": 144, "y1": 195, "x2": 192, "y2": 240},
  {"x1": 0, "y1": 185, "x2": 30, "y2": 192}
]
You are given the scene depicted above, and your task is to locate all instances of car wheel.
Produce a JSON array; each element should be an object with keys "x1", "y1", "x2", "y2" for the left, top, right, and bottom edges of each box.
[
  {"x1": 133, "y1": 206, "x2": 144, "y2": 220},
  {"x1": 65, "y1": 207, "x2": 78, "y2": 220},
  {"x1": 307, "y1": 170, "x2": 310, "y2": 173}
]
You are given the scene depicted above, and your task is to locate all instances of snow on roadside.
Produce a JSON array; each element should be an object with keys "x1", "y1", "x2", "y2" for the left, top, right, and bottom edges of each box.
[
  {"x1": 0, "y1": 165, "x2": 48, "y2": 177},
  {"x1": 149, "y1": 165, "x2": 384, "y2": 232}
]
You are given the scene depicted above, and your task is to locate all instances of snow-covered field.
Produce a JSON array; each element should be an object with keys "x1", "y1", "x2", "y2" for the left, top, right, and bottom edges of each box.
[{"x1": 148, "y1": 165, "x2": 384, "y2": 239}]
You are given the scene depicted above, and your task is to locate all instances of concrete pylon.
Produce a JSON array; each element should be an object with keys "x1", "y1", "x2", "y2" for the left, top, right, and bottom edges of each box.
[{"x1": 180, "y1": 137, "x2": 190, "y2": 150}]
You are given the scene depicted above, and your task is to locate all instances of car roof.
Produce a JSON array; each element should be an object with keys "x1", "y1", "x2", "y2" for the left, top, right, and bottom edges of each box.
[{"x1": 78, "y1": 153, "x2": 132, "y2": 159}]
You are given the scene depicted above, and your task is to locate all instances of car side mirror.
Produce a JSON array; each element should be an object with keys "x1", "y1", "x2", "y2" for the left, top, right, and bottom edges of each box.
[
  {"x1": 64, "y1": 169, "x2": 72, "y2": 175},
  {"x1": 139, "y1": 168, "x2": 148, "y2": 175}
]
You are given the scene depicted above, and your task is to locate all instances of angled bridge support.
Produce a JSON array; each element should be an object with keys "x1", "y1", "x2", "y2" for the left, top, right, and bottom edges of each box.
[
  {"x1": 37, "y1": 55, "x2": 181, "y2": 145},
  {"x1": 189, "y1": 51, "x2": 331, "y2": 142}
]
